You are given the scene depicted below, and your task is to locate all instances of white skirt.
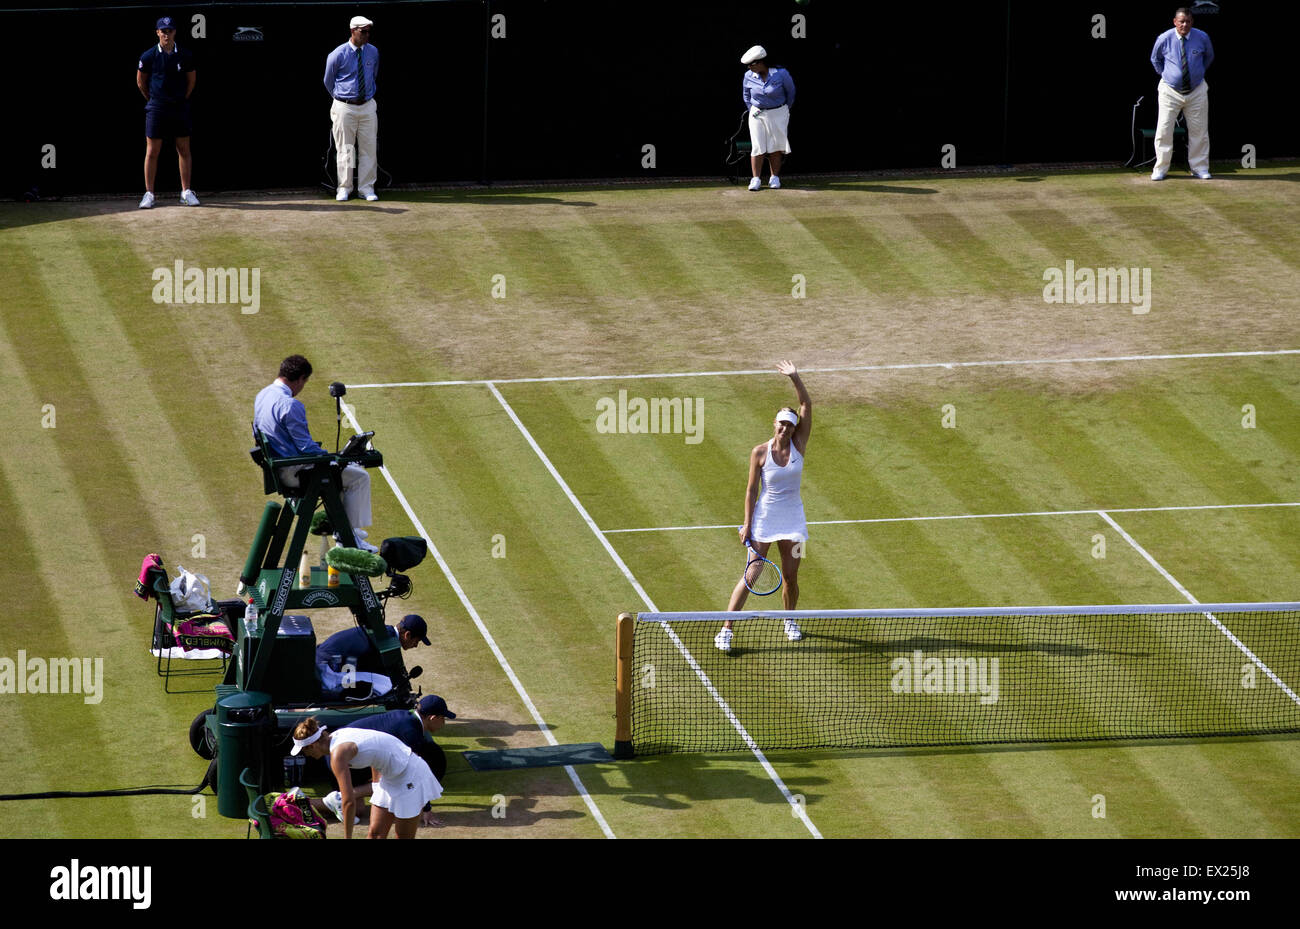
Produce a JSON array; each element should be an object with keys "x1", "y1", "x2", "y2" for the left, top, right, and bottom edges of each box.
[
  {"x1": 752, "y1": 498, "x2": 807, "y2": 543},
  {"x1": 370, "y1": 754, "x2": 443, "y2": 819},
  {"x1": 748, "y1": 104, "x2": 792, "y2": 156}
]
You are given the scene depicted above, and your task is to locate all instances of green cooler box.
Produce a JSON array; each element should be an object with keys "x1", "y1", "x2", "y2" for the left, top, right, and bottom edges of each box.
[{"x1": 235, "y1": 614, "x2": 318, "y2": 704}]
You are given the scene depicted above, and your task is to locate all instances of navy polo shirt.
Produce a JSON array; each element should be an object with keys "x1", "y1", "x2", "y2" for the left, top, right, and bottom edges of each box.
[
  {"x1": 348, "y1": 709, "x2": 426, "y2": 750},
  {"x1": 316, "y1": 624, "x2": 397, "y2": 675},
  {"x1": 138, "y1": 43, "x2": 194, "y2": 110}
]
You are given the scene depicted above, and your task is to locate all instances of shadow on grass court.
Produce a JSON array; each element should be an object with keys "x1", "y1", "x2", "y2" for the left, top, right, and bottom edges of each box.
[{"x1": 726, "y1": 631, "x2": 1146, "y2": 661}]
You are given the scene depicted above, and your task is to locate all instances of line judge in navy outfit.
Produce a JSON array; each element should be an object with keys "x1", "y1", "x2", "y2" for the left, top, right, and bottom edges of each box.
[
  {"x1": 316, "y1": 614, "x2": 430, "y2": 679},
  {"x1": 324, "y1": 15, "x2": 380, "y2": 201},
  {"x1": 349, "y1": 694, "x2": 455, "y2": 782},
  {"x1": 1149, "y1": 7, "x2": 1214, "y2": 181},
  {"x1": 136, "y1": 16, "x2": 198, "y2": 208}
]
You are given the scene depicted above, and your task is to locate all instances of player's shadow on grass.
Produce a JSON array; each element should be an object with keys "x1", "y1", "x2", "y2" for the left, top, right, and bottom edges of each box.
[{"x1": 417, "y1": 796, "x2": 587, "y2": 830}]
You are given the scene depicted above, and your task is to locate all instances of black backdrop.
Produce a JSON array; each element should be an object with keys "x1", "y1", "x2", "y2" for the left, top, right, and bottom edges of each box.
[{"x1": 6, "y1": 0, "x2": 1288, "y2": 196}]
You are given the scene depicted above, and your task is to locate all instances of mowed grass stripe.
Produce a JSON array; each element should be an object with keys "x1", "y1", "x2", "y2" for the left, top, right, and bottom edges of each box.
[
  {"x1": 0, "y1": 308, "x2": 176, "y2": 837},
  {"x1": 1128, "y1": 391, "x2": 1289, "y2": 508},
  {"x1": 693, "y1": 219, "x2": 799, "y2": 299},
  {"x1": 838, "y1": 395, "x2": 1084, "y2": 603},
  {"x1": 1115, "y1": 510, "x2": 1300, "y2": 604},
  {"x1": 1004, "y1": 205, "x2": 1152, "y2": 274},
  {"x1": 1201, "y1": 200, "x2": 1300, "y2": 272},
  {"x1": 0, "y1": 453, "x2": 86, "y2": 837},
  {"x1": 797, "y1": 215, "x2": 931, "y2": 295},
  {"x1": 78, "y1": 226, "x2": 259, "y2": 561},
  {"x1": 903, "y1": 208, "x2": 1028, "y2": 295}
]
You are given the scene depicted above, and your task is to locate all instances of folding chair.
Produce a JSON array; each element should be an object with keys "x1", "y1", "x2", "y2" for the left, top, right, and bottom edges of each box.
[
  {"x1": 147, "y1": 567, "x2": 235, "y2": 693},
  {"x1": 248, "y1": 794, "x2": 276, "y2": 840},
  {"x1": 242, "y1": 767, "x2": 275, "y2": 839}
]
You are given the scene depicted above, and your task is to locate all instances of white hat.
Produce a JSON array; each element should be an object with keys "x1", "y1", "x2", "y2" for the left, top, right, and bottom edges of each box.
[
  {"x1": 776, "y1": 409, "x2": 799, "y2": 427},
  {"x1": 740, "y1": 45, "x2": 767, "y2": 65},
  {"x1": 350, "y1": 15, "x2": 373, "y2": 29}
]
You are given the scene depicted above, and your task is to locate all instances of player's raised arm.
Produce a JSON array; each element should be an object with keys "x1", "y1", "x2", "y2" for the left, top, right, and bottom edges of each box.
[{"x1": 777, "y1": 360, "x2": 811, "y2": 449}]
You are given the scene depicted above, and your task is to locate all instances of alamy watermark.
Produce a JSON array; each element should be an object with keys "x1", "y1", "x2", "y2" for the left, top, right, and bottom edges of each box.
[
  {"x1": 890, "y1": 650, "x2": 999, "y2": 705},
  {"x1": 50, "y1": 860, "x2": 150, "y2": 909},
  {"x1": 1043, "y1": 260, "x2": 1151, "y2": 314},
  {"x1": 596, "y1": 390, "x2": 703, "y2": 445},
  {"x1": 0, "y1": 651, "x2": 103, "y2": 704},
  {"x1": 152, "y1": 260, "x2": 261, "y2": 314}
]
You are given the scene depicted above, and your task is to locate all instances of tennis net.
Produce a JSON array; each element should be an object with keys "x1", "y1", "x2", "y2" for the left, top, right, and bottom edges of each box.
[{"x1": 614, "y1": 603, "x2": 1300, "y2": 756}]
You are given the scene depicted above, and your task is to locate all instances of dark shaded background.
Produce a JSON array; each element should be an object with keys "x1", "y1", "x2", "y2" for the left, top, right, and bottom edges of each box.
[{"x1": 6, "y1": 0, "x2": 1286, "y2": 196}]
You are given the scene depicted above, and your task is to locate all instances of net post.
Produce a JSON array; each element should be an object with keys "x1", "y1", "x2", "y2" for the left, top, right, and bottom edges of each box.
[{"x1": 614, "y1": 612, "x2": 635, "y2": 759}]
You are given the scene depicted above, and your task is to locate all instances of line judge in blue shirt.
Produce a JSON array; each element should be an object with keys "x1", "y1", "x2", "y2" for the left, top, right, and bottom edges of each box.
[
  {"x1": 253, "y1": 354, "x2": 375, "y2": 547},
  {"x1": 1149, "y1": 7, "x2": 1214, "y2": 181},
  {"x1": 740, "y1": 45, "x2": 795, "y2": 191},
  {"x1": 324, "y1": 15, "x2": 380, "y2": 201}
]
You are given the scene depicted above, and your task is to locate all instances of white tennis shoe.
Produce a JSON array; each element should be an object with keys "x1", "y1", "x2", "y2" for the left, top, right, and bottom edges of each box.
[
  {"x1": 323, "y1": 790, "x2": 359, "y2": 824},
  {"x1": 714, "y1": 627, "x2": 733, "y2": 653},
  {"x1": 784, "y1": 619, "x2": 803, "y2": 641},
  {"x1": 769, "y1": 175, "x2": 781, "y2": 189},
  {"x1": 336, "y1": 187, "x2": 350, "y2": 201},
  {"x1": 138, "y1": 191, "x2": 155, "y2": 209},
  {"x1": 180, "y1": 189, "x2": 200, "y2": 206},
  {"x1": 747, "y1": 177, "x2": 761, "y2": 191}
]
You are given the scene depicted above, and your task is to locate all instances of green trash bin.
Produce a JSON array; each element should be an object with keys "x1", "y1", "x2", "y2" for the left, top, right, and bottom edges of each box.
[{"x1": 215, "y1": 690, "x2": 272, "y2": 819}]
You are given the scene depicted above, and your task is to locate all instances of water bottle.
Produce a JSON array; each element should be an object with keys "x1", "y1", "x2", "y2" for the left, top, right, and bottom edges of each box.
[{"x1": 244, "y1": 598, "x2": 259, "y2": 637}]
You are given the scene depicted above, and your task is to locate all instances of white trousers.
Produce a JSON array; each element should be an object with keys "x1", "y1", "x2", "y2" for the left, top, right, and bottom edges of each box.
[
  {"x1": 280, "y1": 462, "x2": 372, "y2": 529},
  {"x1": 331, "y1": 98, "x2": 378, "y2": 193},
  {"x1": 1154, "y1": 80, "x2": 1209, "y2": 176}
]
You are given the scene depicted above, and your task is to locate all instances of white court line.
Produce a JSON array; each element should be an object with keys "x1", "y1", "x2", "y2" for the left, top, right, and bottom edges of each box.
[
  {"x1": 604, "y1": 501, "x2": 1300, "y2": 534},
  {"x1": 340, "y1": 402, "x2": 617, "y2": 839},
  {"x1": 485, "y1": 381, "x2": 824, "y2": 839},
  {"x1": 347, "y1": 348, "x2": 1300, "y2": 389},
  {"x1": 1098, "y1": 511, "x2": 1300, "y2": 709}
]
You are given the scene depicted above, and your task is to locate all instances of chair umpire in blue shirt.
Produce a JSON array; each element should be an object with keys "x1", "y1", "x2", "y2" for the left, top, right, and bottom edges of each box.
[
  {"x1": 1149, "y1": 7, "x2": 1214, "y2": 180},
  {"x1": 324, "y1": 15, "x2": 380, "y2": 200},
  {"x1": 253, "y1": 355, "x2": 375, "y2": 544}
]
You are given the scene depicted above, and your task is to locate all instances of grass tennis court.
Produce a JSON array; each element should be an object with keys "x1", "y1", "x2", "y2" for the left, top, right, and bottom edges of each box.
[{"x1": 2, "y1": 163, "x2": 1299, "y2": 838}]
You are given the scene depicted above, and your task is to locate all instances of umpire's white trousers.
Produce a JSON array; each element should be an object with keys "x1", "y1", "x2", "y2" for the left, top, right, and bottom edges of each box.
[
  {"x1": 331, "y1": 98, "x2": 378, "y2": 194},
  {"x1": 1154, "y1": 80, "x2": 1209, "y2": 176},
  {"x1": 279, "y1": 462, "x2": 372, "y2": 530}
]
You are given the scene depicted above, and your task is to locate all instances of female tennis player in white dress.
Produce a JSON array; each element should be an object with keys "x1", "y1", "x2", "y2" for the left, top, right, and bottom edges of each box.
[
  {"x1": 291, "y1": 716, "x2": 442, "y2": 839},
  {"x1": 716, "y1": 360, "x2": 811, "y2": 653}
]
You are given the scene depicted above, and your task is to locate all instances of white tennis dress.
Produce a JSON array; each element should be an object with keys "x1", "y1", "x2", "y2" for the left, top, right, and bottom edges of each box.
[
  {"x1": 751, "y1": 439, "x2": 807, "y2": 543},
  {"x1": 333, "y1": 727, "x2": 442, "y2": 819}
]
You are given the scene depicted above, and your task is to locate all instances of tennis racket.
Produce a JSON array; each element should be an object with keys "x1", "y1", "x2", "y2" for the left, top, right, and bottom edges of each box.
[{"x1": 742, "y1": 537, "x2": 783, "y2": 596}]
